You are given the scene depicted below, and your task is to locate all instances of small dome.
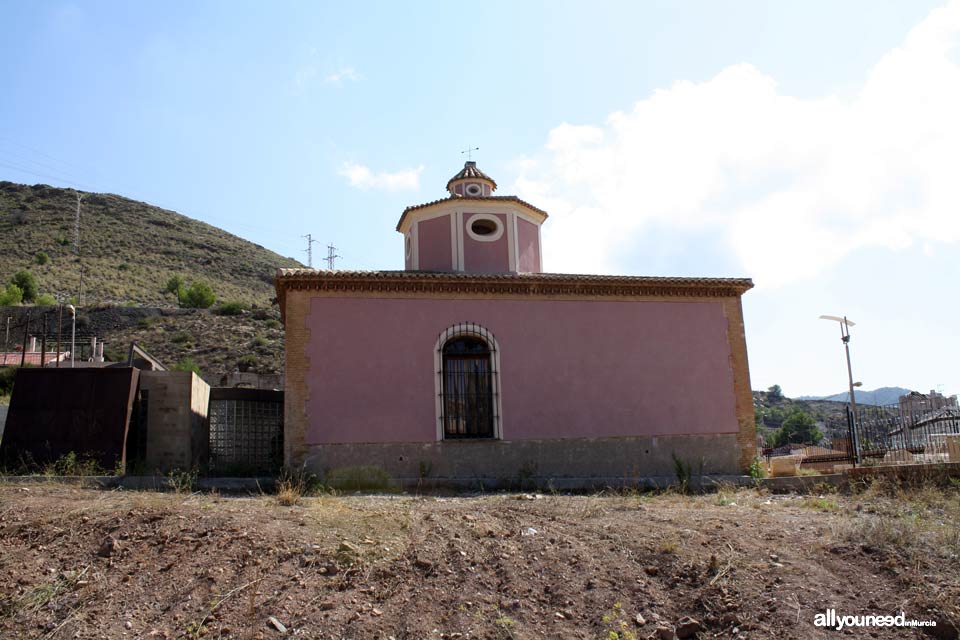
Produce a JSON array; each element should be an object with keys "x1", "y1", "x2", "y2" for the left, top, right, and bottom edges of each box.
[{"x1": 446, "y1": 161, "x2": 497, "y2": 194}]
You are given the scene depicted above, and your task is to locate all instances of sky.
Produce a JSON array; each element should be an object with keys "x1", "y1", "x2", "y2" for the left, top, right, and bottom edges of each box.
[{"x1": 1, "y1": 0, "x2": 958, "y2": 398}]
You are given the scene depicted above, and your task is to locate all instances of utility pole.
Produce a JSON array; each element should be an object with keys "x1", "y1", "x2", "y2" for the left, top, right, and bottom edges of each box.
[
  {"x1": 56, "y1": 305, "x2": 63, "y2": 368},
  {"x1": 324, "y1": 244, "x2": 341, "y2": 270},
  {"x1": 819, "y1": 315, "x2": 862, "y2": 464},
  {"x1": 301, "y1": 234, "x2": 320, "y2": 268},
  {"x1": 75, "y1": 192, "x2": 84, "y2": 305}
]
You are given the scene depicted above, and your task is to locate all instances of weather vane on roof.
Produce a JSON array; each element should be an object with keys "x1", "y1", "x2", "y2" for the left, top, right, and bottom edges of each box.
[{"x1": 461, "y1": 146, "x2": 479, "y2": 161}]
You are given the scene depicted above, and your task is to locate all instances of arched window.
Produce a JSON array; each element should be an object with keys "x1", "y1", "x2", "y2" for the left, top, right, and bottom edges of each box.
[{"x1": 435, "y1": 324, "x2": 502, "y2": 440}]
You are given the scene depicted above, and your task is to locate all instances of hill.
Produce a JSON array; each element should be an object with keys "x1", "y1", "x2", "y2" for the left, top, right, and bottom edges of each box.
[
  {"x1": 0, "y1": 181, "x2": 302, "y2": 307},
  {"x1": 797, "y1": 386, "x2": 912, "y2": 406}
]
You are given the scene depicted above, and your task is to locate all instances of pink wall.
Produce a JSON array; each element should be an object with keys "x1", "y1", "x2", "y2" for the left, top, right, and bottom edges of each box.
[
  {"x1": 516, "y1": 218, "x2": 541, "y2": 272},
  {"x1": 304, "y1": 297, "x2": 738, "y2": 444},
  {"x1": 417, "y1": 216, "x2": 452, "y2": 271},
  {"x1": 462, "y1": 213, "x2": 509, "y2": 272}
]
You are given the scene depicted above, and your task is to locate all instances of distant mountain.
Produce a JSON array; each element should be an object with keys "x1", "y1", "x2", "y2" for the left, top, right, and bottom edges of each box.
[
  {"x1": 797, "y1": 386, "x2": 913, "y2": 406},
  {"x1": 0, "y1": 181, "x2": 302, "y2": 306}
]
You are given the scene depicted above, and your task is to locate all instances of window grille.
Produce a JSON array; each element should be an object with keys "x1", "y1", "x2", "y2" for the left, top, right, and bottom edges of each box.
[{"x1": 436, "y1": 323, "x2": 500, "y2": 439}]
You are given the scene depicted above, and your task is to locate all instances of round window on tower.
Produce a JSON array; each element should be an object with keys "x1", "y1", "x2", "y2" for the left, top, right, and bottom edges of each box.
[
  {"x1": 465, "y1": 183, "x2": 482, "y2": 196},
  {"x1": 405, "y1": 234, "x2": 412, "y2": 259},
  {"x1": 466, "y1": 214, "x2": 504, "y2": 242}
]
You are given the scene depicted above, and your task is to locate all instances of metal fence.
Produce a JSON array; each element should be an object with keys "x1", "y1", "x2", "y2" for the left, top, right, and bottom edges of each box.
[
  {"x1": 208, "y1": 388, "x2": 283, "y2": 475},
  {"x1": 851, "y1": 402, "x2": 960, "y2": 464},
  {"x1": 768, "y1": 398, "x2": 960, "y2": 471}
]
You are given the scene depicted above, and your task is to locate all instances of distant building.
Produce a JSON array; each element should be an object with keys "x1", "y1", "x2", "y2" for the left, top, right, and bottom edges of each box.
[
  {"x1": 275, "y1": 161, "x2": 756, "y2": 487},
  {"x1": 899, "y1": 389, "x2": 958, "y2": 420}
]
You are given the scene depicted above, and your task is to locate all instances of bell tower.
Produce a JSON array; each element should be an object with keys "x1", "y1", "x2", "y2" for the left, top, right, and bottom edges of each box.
[{"x1": 396, "y1": 161, "x2": 548, "y2": 274}]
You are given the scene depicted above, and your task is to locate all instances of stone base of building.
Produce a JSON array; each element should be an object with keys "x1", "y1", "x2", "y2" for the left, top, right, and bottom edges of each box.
[{"x1": 303, "y1": 434, "x2": 742, "y2": 490}]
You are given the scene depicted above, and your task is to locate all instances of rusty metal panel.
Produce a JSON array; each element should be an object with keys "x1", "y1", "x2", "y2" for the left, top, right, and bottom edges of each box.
[{"x1": 0, "y1": 368, "x2": 139, "y2": 472}]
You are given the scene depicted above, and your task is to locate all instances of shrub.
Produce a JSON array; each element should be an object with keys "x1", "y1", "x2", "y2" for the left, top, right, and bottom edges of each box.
[
  {"x1": 237, "y1": 354, "x2": 258, "y2": 372},
  {"x1": 250, "y1": 335, "x2": 268, "y2": 348},
  {"x1": 165, "y1": 275, "x2": 184, "y2": 295},
  {"x1": 0, "y1": 283, "x2": 23, "y2": 306},
  {"x1": 55, "y1": 232, "x2": 70, "y2": 246},
  {"x1": 264, "y1": 319, "x2": 281, "y2": 330},
  {"x1": 34, "y1": 293, "x2": 56, "y2": 306},
  {"x1": 171, "y1": 331, "x2": 193, "y2": 345},
  {"x1": 34, "y1": 251, "x2": 49, "y2": 265},
  {"x1": 173, "y1": 357, "x2": 202, "y2": 377},
  {"x1": 180, "y1": 281, "x2": 215, "y2": 309},
  {"x1": 0, "y1": 366, "x2": 16, "y2": 396},
  {"x1": 215, "y1": 300, "x2": 245, "y2": 316},
  {"x1": 11, "y1": 270, "x2": 38, "y2": 303}
]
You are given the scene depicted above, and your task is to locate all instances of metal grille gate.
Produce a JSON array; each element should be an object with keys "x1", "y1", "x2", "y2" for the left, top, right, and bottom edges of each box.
[{"x1": 208, "y1": 388, "x2": 283, "y2": 475}]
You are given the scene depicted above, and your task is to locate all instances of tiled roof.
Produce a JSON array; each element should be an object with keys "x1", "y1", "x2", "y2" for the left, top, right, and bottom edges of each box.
[
  {"x1": 396, "y1": 195, "x2": 548, "y2": 231},
  {"x1": 446, "y1": 161, "x2": 497, "y2": 191},
  {"x1": 275, "y1": 269, "x2": 753, "y2": 318}
]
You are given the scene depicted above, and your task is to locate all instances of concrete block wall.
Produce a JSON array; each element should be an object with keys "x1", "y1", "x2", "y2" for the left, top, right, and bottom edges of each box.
[{"x1": 140, "y1": 371, "x2": 210, "y2": 473}]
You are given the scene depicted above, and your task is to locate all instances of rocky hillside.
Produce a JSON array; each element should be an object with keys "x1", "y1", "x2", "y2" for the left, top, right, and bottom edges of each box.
[
  {"x1": 0, "y1": 305, "x2": 284, "y2": 385},
  {"x1": 0, "y1": 181, "x2": 302, "y2": 307}
]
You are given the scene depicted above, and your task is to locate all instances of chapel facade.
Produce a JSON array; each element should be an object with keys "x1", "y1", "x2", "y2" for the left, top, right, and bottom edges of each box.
[{"x1": 275, "y1": 161, "x2": 756, "y2": 487}]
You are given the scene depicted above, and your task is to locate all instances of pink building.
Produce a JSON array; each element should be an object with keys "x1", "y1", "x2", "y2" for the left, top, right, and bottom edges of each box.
[{"x1": 276, "y1": 162, "x2": 756, "y2": 487}]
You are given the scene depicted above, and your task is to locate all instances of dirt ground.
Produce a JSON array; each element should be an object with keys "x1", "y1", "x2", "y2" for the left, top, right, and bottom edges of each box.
[{"x1": 0, "y1": 482, "x2": 957, "y2": 640}]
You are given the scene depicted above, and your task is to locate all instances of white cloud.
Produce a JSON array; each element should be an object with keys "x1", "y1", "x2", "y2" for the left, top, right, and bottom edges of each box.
[
  {"x1": 324, "y1": 67, "x2": 359, "y2": 85},
  {"x1": 512, "y1": 1, "x2": 960, "y2": 286},
  {"x1": 338, "y1": 162, "x2": 423, "y2": 191}
]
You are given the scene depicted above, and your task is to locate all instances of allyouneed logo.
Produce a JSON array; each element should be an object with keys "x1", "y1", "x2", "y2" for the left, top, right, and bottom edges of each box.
[{"x1": 814, "y1": 609, "x2": 936, "y2": 630}]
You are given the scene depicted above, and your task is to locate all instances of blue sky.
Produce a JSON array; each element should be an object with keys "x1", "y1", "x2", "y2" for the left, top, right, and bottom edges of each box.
[{"x1": 2, "y1": 0, "x2": 958, "y2": 398}]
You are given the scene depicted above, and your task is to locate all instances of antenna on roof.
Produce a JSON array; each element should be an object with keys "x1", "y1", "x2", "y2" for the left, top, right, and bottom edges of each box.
[
  {"x1": 461, "y1": 146, "x2": 479, "y2": 162},
  {"x1": 301, "y1": 233, "x2": 320, "y2": 268},
  {"x1": 325, "y1": 244, "x2": 341, "y2": 270}
]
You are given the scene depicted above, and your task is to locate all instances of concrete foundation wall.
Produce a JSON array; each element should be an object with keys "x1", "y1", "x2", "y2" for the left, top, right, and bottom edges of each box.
[
  {"x1": 140, "y1": 371, "x2": 210, "y2": 473},
  {"x1": 305, "y1": 434, "x2": 741, "y2": 489}
]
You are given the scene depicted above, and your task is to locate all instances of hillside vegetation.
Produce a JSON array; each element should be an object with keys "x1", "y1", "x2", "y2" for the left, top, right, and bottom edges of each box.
[{"x1": 0, "y1": 182, "x2": 301, "y2": 307}]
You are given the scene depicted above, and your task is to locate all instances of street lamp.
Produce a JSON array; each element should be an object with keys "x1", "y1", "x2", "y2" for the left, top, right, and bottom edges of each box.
[
  {"x1": 819, "y1": 315, "x2": 862, "y2": 464},
  {"x1": 67, "y1": 304, "x2": 76, "y2": 368}
]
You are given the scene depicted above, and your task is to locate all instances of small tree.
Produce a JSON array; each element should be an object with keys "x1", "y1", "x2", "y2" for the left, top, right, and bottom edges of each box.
[
  {"x1": 34, "y1": 293, "x2": 56, "y2": 306},
  {"x1": 180, "y1": 281, "x2": 215, "y2": 309},
  {"x1": 35, "y1": 251, "x2": 49, "y2": 265},
  {"x1": 11, "y1": 270, "x2": 38, "y2": 303},
  {"x1": 0, "y1": 283, "x2": 23, "y2": 306},
  {"x1": 776, "y1": 409, "x2": 823, "y2": 446},
  {"x1": 767, "y1": 384, "x2": 783, "y2": 400}
]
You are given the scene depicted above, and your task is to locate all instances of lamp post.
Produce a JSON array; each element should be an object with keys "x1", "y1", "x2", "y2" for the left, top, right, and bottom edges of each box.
[
  {"x1": 819, "y1": 315, "x2": 862, "y2": 464},
  {"x1": 67, "y1": 304, "x2": 76, "y2": 368}
]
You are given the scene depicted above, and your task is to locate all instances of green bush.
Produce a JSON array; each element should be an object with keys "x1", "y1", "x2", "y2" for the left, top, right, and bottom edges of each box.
[
  {"x1": 250, "y1": 335, "x2": 268, "y2": 348},
  {"x1": 11, "y1": 270, "x2": 38, "y2": 303},
  {"x1": 0, "y1": 366, "x2": 17, "y2": 396},
  {"x1": 180, "y1": 281, "x2": 215, "y2": 309},
  {"x1": 237, "y1": 354, "x2": 258, "y2": 372},
  {"x1": 55, "y1": 232, "x2": 69, "y2": 246},
  {"x1": 215, "y1": 300, "x2": 245, "y2": 316},
  {"x1": 172, "y1": 357, "x2": 202, "y2": 377},
  {"x1": 34, "y1": 293, "x2": 56, "y2": 306},
  {"x1": 34, "y1": 251, "x2": 49, "y2": 265},
  {"x1": 171, "y1": 331, "x2": 193, "y2": 345},
  {"x1": 165, "y1": 275, "x2": 183, "y2": 295},
  {"x1": 264, "y1": 319, "x2": 281, "y2": 330},
  {"x1": 0, "y1": 283, "x2": 23, "y2": 306}
]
